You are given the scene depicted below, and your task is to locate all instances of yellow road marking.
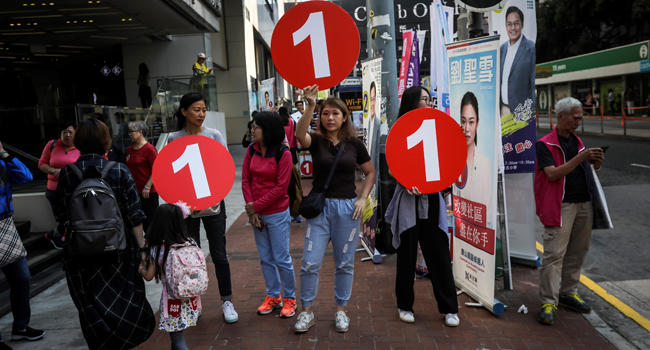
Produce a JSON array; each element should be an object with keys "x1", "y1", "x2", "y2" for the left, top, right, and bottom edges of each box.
[{"x1": 536, "y1": 241, "x2": 650, "y2": 332}]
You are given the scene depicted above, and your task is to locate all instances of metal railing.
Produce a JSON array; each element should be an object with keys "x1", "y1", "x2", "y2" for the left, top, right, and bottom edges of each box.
[{"x1": 537, "y1": 105, "x2": 650, "y2": 139}]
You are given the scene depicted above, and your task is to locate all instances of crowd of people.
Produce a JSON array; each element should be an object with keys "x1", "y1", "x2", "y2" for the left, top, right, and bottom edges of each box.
[{"x1": 0, "y1": 83, "x2": 608, "y2": 349}]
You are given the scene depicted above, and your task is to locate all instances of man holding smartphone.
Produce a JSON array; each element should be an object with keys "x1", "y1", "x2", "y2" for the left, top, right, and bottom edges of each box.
[{"x1": 534, "y1": 97, "x2": 605, "y2": 325}]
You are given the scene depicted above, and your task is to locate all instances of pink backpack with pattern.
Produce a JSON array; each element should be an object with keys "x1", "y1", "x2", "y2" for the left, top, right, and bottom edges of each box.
[{"x1": 162, "y1": 240, "x2": 209, "y2": 318}]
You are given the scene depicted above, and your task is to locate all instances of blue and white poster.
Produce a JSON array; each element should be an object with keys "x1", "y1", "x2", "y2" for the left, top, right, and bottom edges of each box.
[{"x1": 447, "y1": 36, "x2": 504, "y2": 315}]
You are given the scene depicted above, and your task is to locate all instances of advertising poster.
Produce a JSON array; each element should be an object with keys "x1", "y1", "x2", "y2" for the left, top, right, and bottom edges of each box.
[
  {"x1": 259, "y1": 78, "x2": 275, "y2": 112},
  {"x1": 361, "y1": 57, "x2": 383, "y2": 257},
  {"x1": 489, "y1": 0, "x2": 539, "y2": 266},
  {"x1": 447, "y1": 36, "x2": 503, "y2": 314},
  {"x1": 397, "y1": 31, "x2": 414, "y2": 104}
]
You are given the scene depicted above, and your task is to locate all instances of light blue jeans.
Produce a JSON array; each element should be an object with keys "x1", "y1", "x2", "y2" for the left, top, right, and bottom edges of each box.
[
  {"x1": 253, "y1": 208, "x2": 296, "y2": 299},
  {"x1": 300, "y1": 198, "x2": 361, "y2": 307}
]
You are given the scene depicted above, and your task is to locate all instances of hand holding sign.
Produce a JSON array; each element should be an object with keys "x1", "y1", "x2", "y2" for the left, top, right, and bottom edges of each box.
[
  {"x1": 153, "y1": 136, "x2": 235, "y2": 210},
  {"x1": 271, "y1": 1, "x2": 360, "y2": 91},
  {"x1": 386, "y1": 109, "x2": 467, "y2": 194}
]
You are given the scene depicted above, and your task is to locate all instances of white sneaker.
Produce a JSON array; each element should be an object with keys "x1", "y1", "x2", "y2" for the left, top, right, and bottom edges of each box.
[
  {"x1": 335, "y1": 310, "x2": 350, "y2": 333},
  {"x1": 294, "y1": 312, "x2": 315, "y2": 333},
  {"x1": 445, "y1": 313, "x2": 460, "y2": 327},
  {"x1": 222, "y1": 301, "x2": 238, "y2": 323},
  {"x1": 399, "y1": 309, "x2": 415, "y2": 323}
]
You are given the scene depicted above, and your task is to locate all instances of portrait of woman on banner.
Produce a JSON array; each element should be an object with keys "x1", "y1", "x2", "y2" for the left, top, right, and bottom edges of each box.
[{"x1": 453, "y1": 91, "x2": 494, "y2": 228}]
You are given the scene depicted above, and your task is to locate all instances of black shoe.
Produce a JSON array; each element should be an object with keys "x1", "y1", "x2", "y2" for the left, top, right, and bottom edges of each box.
[
  {"x1": 44, "y1": 231, "x2": 65, "y2": 250},
  {"x1": 11, "y1": 326, "x2": 45, "y2": 341},
  {"x1": 0, "y1": 341, "x2": 13, "y2": 350},
  {"x1": 537, "y1": 303, "x2": 557, "y2": 325},
  {"x1": 559, "y1": 294, "x2": 592, "y2": 313}
]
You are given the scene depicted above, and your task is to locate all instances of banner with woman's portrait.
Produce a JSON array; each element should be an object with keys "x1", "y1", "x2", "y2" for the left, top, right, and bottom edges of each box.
[
  {"x1": 259, "y1": 78, "x2": 275, "y2": 112},
  {"x1": 446, "y1": 36, "x2": 504, "y2": 315},
  {"x1": 360, "y1": 57, "x2": 383, "y2": 257}
]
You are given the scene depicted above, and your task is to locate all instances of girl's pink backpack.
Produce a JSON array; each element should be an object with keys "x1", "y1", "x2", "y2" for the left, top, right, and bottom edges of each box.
[{"x1": 162, "y1": 240, "x2": 209, "y2": 318}]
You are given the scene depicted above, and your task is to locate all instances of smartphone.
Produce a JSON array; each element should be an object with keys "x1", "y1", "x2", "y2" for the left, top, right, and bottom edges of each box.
[{"x1": 601, "y1": 146, "x2": 609, "y2": 153}]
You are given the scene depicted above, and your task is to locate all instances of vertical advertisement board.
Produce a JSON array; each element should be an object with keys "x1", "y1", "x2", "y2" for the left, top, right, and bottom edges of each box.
[
  {"x1": 361, "y1": 57, "x2": 383, "y2": 258},
  {"x1": 447, "y1": 36, "x2": 504, "y2": 314},
  {"x1": 259, "y1": 78, "x2": 275, "y2": 112},
  {"x1": 489, "y1": 0, "x2": 539, "y2": 266}
]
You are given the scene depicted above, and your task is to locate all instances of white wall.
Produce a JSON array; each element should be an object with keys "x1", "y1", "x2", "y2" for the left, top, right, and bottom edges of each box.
[{"x1": 122, "y1": 34, "x2": 209, "y2": 108}]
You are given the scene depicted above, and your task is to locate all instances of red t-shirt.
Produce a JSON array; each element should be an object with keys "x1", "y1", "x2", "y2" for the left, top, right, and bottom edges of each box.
[{"x1": 125, "y1": 143, "x2": 158, "y2": 193}]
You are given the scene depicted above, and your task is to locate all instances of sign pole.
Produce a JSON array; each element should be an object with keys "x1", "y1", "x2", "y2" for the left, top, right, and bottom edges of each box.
[
  {"x1": 497, "y1": 171, "x2": 513, "y2": 290},
  {"x1": 366, "y1": 0, "x2": 400, "y2": 257}
]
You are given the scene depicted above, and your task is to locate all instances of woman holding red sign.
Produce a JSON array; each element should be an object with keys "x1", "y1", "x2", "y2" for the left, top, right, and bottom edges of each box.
[
  {"x1": 385, "y1": 86, "x2": 460, "y2": 327},
  {"x1": 293, "y1": 86, "x2": 376, "y2": 334},
  {"x1": 242, "y1": 112, "x2": 297, "y2": 319},
  {"x1": 167, "y1": 92, "x2": 239, "y2": 324}
]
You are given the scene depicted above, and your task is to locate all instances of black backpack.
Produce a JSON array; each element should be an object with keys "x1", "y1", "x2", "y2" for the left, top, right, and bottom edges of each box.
[
  {"x1": 248, "y1": 144, "x2": 303, "y2": 216},
  {"x1": 64, "y1": 162, "x2": 127, "y2": 257}
]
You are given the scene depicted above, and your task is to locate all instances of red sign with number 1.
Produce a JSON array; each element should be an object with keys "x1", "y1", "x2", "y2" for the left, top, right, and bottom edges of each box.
[
  {"x1": 153, "y1": 136, "x2": 235, "y2": 210},
  {"x1": 271, "y1": 1, "x2": 360, "y2": 91},
  {"x1": 386, "y1": 109, "x2": 467, "y2": 194}
]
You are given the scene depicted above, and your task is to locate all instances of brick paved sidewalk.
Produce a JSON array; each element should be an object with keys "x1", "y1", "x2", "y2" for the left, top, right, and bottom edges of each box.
[{"x1": 137, "y1": 181, "x2": 616, "y2": 350}]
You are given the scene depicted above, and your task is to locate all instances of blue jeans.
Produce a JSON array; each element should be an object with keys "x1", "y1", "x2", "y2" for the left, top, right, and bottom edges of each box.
[
  {"x1": 253, "y1": 208, "x2": 295, "y2": 299},
  {"x1": 300, "y1": 198, "x2": 360, "y2": 307},
  {"x1": 0, "y1": 257, "x2": 31, "y2": 341}
]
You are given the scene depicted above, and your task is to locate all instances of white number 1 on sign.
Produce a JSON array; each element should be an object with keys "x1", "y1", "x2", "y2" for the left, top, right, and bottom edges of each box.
[
  {"x1": 172, "y1": 143, "x2": 211, "y2": 199},
  {"x1": 407, "y1": 119, "x2": 441, "y2": 182},
  {"x1": 293, "y1": 11, "x2": 330, "y2": 79}
]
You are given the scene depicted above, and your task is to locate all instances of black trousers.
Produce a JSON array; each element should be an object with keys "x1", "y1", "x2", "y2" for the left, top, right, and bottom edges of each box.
[
  {"x1": 185, "y1": 200, "x2": 232, "y2": 301},
  {"x1": 139, "y1": 193, "x2": 159, "y2": 234},
  {"x1": 395, "y1": 193, "x2": 458, "y2": 314}
]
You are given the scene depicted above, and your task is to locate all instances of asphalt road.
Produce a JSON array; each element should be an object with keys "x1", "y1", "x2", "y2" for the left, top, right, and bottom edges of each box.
[{"x1": 535, "y1": 129, "x2": 650, "y2": 349}]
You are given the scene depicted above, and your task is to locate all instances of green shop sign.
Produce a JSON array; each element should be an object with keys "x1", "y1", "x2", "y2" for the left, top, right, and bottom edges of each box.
[{"x1": 537, "y1": 41, "x2": 649, "y2": 75}]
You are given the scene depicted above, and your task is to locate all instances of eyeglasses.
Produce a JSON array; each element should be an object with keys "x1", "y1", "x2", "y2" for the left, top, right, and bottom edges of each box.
[
  {"x1": 251, "y1": 125, "x2": 260, "y2": 131},
  {"x1": 506, "y1": 21, "x2": 522, "y2": 28},
  {"x1": 420, "y1": 97, "x2": 433, "y2": 104},
  {"x1": 128, "y1": 130, "x2": 140, "y2": 134}
]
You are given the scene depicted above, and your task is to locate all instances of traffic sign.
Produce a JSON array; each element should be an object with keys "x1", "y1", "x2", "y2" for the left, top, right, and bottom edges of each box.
[
  {"x1": 386, "y1": 108, "x2": 467, "y2": 194},
  {"x1": 152, "y1": 136, "x2": 235, "y2": 210},
  {"x1": 271, "y1": 1, "x2": 360, "y2": 91}
]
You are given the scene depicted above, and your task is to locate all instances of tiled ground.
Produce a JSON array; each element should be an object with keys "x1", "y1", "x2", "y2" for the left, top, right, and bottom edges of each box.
[{"x1": 137, "y1": 180, "x2": 616, "y2": 350}]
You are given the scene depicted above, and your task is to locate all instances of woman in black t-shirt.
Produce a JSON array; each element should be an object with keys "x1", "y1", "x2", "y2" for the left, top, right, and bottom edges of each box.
[
  {"x1": 386, "y1": 86, "x2": 460, "y2": 327},
  {"x1": 293, "y1": 85, "x2": 376, "y2": 334}
]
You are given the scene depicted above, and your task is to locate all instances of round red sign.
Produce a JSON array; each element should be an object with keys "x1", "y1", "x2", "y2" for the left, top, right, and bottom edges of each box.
[
  {"x1": 152, "y1": 136, "x2": 235, "y2": 210},
  {"x1": 301, "y1": 160, "x2": 313, "y2": 176},
  {"x1": 386, "y1": 109, "x2": 467, "y2": 194},
  {"x1": 271, "y1": 1, "x2": 360, "y2": 91}
]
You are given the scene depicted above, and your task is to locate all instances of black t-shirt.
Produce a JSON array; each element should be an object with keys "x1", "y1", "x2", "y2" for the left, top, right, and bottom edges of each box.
[
  {"x1": 536, "y1": 133, "x2": 590, "y2": 203},
  {"x1": 307, "y1": 133, "x2": 371, "y2": 199}
]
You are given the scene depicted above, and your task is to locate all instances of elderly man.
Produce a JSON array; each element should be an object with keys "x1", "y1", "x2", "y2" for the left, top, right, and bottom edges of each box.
[
  {"x1": 534, "y1": 97, "x2": 605, "y2": 325},
  {"x1": 500, "y1": 6, "x2": 536, "y2": 118}
]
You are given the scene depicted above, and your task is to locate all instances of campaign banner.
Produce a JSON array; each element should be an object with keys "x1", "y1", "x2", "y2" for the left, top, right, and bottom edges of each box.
[
  {"x1": 488, "y1": 0, "x2": 537, "y2": 174},
  {"x1": 430, "y1": 0, "x2": 452, "y2": 114},
  {"x1": 447, "y1": 36, "x2": 503, "y2": 314},
  {"x1": 397, "y1": 31, "x2": 414, "y2": 104},
  {"x1": 489, "y1": 0, "x2": 539, "y2": 266},
  {"x1": 259, "y1": 78, "x2": 275, "y2": 112},
  {"x1": 361, "y1": 57, "x2": 383, "y2": 258},
  {"x1": 406, "y1": 32, "x2": 421, "y2": 92}
]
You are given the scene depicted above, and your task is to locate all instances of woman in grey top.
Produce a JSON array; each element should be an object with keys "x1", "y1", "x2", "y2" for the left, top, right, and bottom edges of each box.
[{"x1": 167, "y1": 92, "x2": 238, "y2": 324}]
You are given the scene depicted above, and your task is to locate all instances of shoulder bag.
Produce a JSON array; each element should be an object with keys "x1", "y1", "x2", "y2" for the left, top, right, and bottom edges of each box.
[{"x1": 299, "y1": 142, "x2": 346, "y2": 219}]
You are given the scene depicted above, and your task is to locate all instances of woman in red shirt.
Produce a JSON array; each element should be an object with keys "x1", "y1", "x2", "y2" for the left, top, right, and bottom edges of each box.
[
  {"x1": 125, "y1": 120, "x2": 158, "y2": 233},
  {"x1": 242, "y1": 112, "x2": 296, "y2": 319},
  {"x1": 39, "y1": 121, "x2": 81, "y2": 249}
]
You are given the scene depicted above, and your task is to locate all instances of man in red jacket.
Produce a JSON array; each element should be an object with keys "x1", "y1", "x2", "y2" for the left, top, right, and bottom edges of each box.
[{"x1": 534, "y1": 97, "x2": 604, "y2": 325}]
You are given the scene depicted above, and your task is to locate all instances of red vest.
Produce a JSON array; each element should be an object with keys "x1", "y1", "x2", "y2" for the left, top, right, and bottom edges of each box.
[{"x1": 534, "y1": 128, "x2": 586, "y2": 227}]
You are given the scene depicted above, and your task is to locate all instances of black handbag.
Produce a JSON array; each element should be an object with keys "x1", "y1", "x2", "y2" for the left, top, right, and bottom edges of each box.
[{"x1": 299, "y1": 142, "x2": 346, "y2": 219}]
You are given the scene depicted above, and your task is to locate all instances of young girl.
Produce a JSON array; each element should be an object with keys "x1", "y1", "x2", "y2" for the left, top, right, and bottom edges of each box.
[{"x1": 140, "y1": 203, "x2": 199, "y2": 350}]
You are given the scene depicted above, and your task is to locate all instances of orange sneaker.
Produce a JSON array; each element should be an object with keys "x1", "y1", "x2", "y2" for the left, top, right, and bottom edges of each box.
[
  {"x1": 280, "y1": 298, "x2": 297, "y2": 318},
  {"x1": 257, "y1": 296, "x2": 283, "y2": 315}
]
